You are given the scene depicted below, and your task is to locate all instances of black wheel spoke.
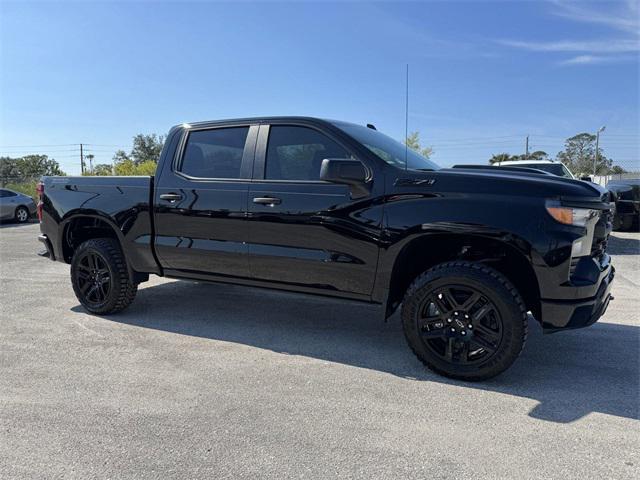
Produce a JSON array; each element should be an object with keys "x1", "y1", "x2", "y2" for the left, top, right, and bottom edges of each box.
[
  {"x1": 86, "y1": 285, "x2": 98, "y2": 301},
  {"x1": 472, "y1": 304, "x2": 494, "y2": 322},
  {"x1": 420, "y1": 319, "x2": 448, "y2": 339},
  {"x1": 97, "y1": 283, "x2": 107, "y2": 301},
  {"x1": 445, "y1": 338, "x2": 455, "y2": 361},
  {"x1": 80, "y1": 279, "x2": 92, "y2": 294},
  {"x1": 457, "y1": 341, "x2": 470, "y2": 364},
  {"x1": 474, "y1": 322, "x2": 500, "y2": 341},
  {"x1": 471, "y1": 336, "x2": 496, "y2": 353},
  {"x1": 442, "y1": 288, "x2": 459, "y2": 310},
  {"x1": 77, "y1": 270, "x2": 90, "y2": 280},
  {"x1": 432, "y1": 294, "x2": 452, "y2": 316},
  {"x1": 460, "y1": 292, "x2": 482, "y2": 311}
]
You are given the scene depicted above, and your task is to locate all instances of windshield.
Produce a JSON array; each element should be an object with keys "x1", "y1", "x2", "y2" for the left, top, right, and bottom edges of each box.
[
  {"x1": 335, "y1": 122, "x2": 441, "y2": 171},
  {"x1": 517, "y1": 163, "x2": 574, "y2": 179}
]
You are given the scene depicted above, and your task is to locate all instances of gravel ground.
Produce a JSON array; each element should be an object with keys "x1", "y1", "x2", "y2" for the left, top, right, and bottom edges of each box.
[{"x1": 1, "y1": 222, "x2": 638, "y2": 479}]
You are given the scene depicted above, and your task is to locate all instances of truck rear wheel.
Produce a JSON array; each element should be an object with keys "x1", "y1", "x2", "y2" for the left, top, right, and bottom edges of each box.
[
  {"x1": 70, "y1": 238, "x2": 137, "y2": 314},
  {"x1": 401, "y1": 261, "x2": 527, "y2": 381}
]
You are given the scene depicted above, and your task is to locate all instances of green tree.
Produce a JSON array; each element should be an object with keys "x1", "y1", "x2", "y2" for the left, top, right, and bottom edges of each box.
[
  {"x1": 130, "y1": 134, "x2": 165, "y2": 165},
  {"x1": 0, "y1": 157, "x2": 21, "y2": 180},
  {"x1": 1, "y1": 155, "x2": 65, "y2": 179},
  {"x1": 404, "y1": 131, "x2": 433, "y2": 159},
  {"x1": 490, "y1": 151, "x2": 549, "y2": 164},
  {"x1": 489, "y1": 153, "x2": 514, "y2": 164},
  {"x1": 556, "y1": 133, "x2": 612, "y2": 175},
  {"x1": 17, "y1": 155, "x2": 65, "y2": 177},
  {"x1": 85, "y1": 154, "x2": 95, "y2": 173},
  {"x1": 113, "y1": 158, "x2": 137, "y2": 176},
  {"x1": 609, "y1": 165, "x2": 626, "y2": 174},
  {"x1": 112, "y1": 149, "x2": 130, "y2": 164},
  {"x1": 114, "y1": 158, "x2": 157, "y2": 176},
  {"x1": 92, "y1": 164, "x2": 114, "y2": 176},
  {"x1": 528, "y1": 150, "x2": 549, "y2": 161}
]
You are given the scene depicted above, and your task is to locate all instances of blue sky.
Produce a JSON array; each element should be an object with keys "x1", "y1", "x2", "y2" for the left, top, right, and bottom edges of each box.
[{"x1": 1, "y1": 0, "x2": 638, "y2": 175}]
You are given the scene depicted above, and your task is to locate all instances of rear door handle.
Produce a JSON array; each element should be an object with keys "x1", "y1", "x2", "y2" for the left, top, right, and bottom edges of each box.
[
  {"x1": 253, "y1": 196, "x2": 281, "y2": 206},
  {"x1": 159, "y1": 193, "x2": 183, "y2": 202}
]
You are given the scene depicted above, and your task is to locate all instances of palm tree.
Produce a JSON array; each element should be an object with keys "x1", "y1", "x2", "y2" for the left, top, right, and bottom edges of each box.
[{"x1": 489, "y1": 153, "x2": 513, "y2": 165}]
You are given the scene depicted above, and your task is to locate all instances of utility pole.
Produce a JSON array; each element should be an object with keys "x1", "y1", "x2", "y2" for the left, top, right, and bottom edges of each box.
[
  {"x1": 525, "y1": 135, "x2": 529, "y2": 160},
  {"x1": 404, "y1": 63, "x2": 409, "y2": 171},
  {"x1": 594, "y1": 126, "x2": 606, "y2": 175},
  {"x1": 80, "y1": 143, "x2": 85, "y2": 174}
]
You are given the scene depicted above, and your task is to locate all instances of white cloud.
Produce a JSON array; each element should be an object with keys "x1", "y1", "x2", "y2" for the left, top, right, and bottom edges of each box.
[
  {"x1": 498, "y1": 0, "x2": 639, "y2": 65},
  {"x1": 499, "y1": 39, "x2": 638, "y2": 53},
  {"x1": 549, "y1": 0, "x2": 639, "y2": 35}
]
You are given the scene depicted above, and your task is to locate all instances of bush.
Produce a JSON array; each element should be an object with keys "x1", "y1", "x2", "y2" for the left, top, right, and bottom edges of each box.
[{"x1": 2, "y1": 181, "x2": 39, "y2": 202}]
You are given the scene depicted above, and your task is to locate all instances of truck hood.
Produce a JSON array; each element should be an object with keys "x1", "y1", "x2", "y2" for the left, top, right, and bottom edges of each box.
[{"x1": 395, "y1": 167, "x2": 608, "y2": 202}]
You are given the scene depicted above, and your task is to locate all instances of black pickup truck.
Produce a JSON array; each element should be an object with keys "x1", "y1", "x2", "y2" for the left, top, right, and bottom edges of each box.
[{"x1": 37, "y1": 117, "x2": 615, "y2": 380}]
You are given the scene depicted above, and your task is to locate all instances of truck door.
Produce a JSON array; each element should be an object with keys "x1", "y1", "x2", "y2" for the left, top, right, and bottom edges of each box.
[
  {"x1": 153, "y1": 123, "x2": 257, "y2": 279},
  {"x1": 247, "y1": 123, "x2": 382, "y2": 297}
]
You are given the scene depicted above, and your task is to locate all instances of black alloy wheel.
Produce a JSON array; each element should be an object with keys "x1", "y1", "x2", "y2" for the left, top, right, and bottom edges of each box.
[
  {"x1": 70, "y1": 238, "x2": 138, "y2": 314},
  {"x1": 402, "y1": 261, "x2": 527, "y2": 381},
  {"x1": 74, "y1": 251, "x2": 112, "y2": 306},
  {"x1": 417, "y1": 285, "x2": 503, "y2": 366}
]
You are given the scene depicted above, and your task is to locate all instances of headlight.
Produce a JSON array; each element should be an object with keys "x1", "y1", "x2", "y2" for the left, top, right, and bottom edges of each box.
[{"x1": 546, "y1": 202, "x2": 599, "y2": 227}]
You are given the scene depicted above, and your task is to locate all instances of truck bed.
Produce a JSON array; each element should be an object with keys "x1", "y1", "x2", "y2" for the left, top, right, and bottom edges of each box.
[{"x1": 39, "y1": 175, "x2": 159, "y2": 275}]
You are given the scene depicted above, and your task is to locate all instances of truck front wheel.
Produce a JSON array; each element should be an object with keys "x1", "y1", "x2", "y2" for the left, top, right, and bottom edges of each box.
[
  {"x1": 401, "y1": 261, "x2": 528, "y2": 381},
  {"x1": 70, "y1": 238, "x2": 138, "y2": 314}
]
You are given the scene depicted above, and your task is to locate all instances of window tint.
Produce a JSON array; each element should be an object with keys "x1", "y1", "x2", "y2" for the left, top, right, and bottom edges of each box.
[
  {"x1": 0, "y1": 189, "x2": 17, "y2": 198},
  {"x1": 180, "y1": 127, "x2": 249, "y2": 179},
  {"x1": 265, "y1": 126, "x2": 350, "y2": 181}
]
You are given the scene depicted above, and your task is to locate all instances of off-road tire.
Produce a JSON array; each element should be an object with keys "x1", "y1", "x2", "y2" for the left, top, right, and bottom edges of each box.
[
  {"x1": 401, "y1": 261, "x2": 528, "y2": 381},
  {"x1": 71, "y1": 238, "x2": 137, "y2": 314}
]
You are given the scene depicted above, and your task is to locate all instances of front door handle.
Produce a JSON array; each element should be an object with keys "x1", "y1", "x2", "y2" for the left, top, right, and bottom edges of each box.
[
  {"x1": 159, "y1": 193, "x2": 183, "y2": 202},
  {"x1": 253, "y1": 196, "x2": 281, "y2": 206}
]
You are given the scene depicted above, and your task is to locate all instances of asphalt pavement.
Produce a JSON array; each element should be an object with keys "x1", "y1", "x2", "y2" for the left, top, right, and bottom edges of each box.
[{"x1": 1, "y1": 222, "x2": 638, "y2": 479}]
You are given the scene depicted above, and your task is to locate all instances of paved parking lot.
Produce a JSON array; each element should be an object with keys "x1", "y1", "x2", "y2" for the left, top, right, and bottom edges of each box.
[{"x1": 1, "y1": 222, "x2": 638, "y2": 479}]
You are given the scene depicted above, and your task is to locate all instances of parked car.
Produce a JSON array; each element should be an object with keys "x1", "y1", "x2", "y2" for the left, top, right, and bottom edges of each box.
[
  {"x1": 0, "y1": 188, "x2": 36, "y2": 223},
  {"x1": 495, "y1": 159, "x2": 578, "y2": 179},
  {"x1": 37, "y1": 117, "x2": 615, "y2": 381},
  {"x1": 606, "y1": 178, "x2": 640, "y2": 231}
]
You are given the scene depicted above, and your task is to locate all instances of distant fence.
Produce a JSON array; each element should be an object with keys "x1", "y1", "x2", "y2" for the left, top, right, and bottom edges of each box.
[
  {"x1": 591, "y1": 159, "x2": 640, "y2": 186},
  {"x1": 592, "y1": 172, "x2": 640, "y2": 187}
]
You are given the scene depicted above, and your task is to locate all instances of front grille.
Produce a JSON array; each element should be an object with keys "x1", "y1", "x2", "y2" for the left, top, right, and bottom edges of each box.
[{"x1": 591, "y1": 208, "x2": 612, "y2": 260}]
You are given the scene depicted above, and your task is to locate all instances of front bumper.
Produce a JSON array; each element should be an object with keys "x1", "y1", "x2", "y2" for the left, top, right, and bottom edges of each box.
[{"x1": 540, "y1": 265, "x2": 615, "y2": 332}]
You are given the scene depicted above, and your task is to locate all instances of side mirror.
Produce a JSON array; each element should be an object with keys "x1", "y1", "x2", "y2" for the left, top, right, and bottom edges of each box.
[
  {"x1": 319, "y1": 158, "x2": 370, "y2": 198},
  {"x1": 580, "y1": 175, "x2": 593, "y2": 182}
]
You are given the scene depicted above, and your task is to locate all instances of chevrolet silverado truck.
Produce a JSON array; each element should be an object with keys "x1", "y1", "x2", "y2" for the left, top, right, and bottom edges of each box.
[{"x1": 37, "y1": 117, "x2": 615, "y2": 380}]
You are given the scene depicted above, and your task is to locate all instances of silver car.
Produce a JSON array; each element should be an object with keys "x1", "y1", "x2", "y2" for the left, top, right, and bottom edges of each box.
[{"x1": 0, "y1": 188, "x2": 37, "y2": 223}]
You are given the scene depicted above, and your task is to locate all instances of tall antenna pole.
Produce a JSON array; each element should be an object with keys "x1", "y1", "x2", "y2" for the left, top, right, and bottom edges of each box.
[
  {"x1": 525, "y1": 135, "x2": 529, "y2": 160},
  {"x1": 405, "y1": 63, "x2": 409, "y2": 171}
]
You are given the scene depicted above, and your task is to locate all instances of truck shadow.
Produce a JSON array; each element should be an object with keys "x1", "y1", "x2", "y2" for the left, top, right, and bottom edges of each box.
[
  {"x1": 607, "y1": 233, "x2": 640, "y2": 255},
  {"x1": 85, "y1": 279, "x2": 640, "y2": 424},
  {"x1": 0, "y1": 219, "x2": 37, "y2": 229}
]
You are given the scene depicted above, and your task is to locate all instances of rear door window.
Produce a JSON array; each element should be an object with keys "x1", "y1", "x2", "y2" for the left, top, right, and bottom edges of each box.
[{"x1": 180, "y1": 127, "x2": 249, "y2": 179}]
